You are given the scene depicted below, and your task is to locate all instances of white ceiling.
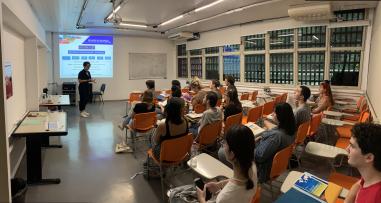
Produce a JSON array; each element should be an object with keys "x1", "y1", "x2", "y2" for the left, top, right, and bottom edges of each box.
[{"x1": 27, "y1": 0, "x2": 378, "y2": 38}]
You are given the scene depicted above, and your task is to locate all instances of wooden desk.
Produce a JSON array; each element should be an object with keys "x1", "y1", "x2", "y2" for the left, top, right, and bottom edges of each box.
[
  {"x1": 40, "y1": 95, "x2": 70, "y2": 110},
  {"x1": 187, "y1": 153, "x2": 233, "y2": 179},
  {"x1": 13, "y1": 111, "x2": 67, "y2": 185}
]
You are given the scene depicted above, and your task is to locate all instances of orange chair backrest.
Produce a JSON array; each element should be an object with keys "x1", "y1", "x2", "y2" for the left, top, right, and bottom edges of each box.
[
  {"x1": 359, "y1": 100, "x2": 368, "y2": 112},
  {"x1": 194, "y1": 104, "x2": 206, "y2": 114},
  {"x1": 274, "y1": 95, "x2": 282, "y2": 104},
  {"x1": 247, "y1": 106, "x2": 263, "y2": 123},
  {"x1": 251, "y1": 91, "x2": 258, "y2": 102},
  {"x1": 356, "y1": 95, "x2": 365, "y2": 109},
  {"x1": 132, "y1": 112, "x2": 157, "y2": 131},
  {"x1": 360, "y1": 111, "x2": 370, "y2": 123},
  {"x1": 307, "y1": 113, "x2": 322, "y2": 137},
  {"x1": 269, "y1": 145, "x2": 293, "y2": 180},
  {"x1": 280, "y1": 93, "x2": 288, "y2": 103},
  {"x1": 219, "y1": 87, "x2": 226, "y2": 95},
  {"x1": 129, "y1": 92, "x2": 142, "y2": 103},
  {"x1": 240, "y1": 93, "x2": 250, "y2": 100},
  {"x1": 216, "y1": 99, "x2": 222, "y2": 107},
  {"x1": 198, "y1": 121, "x2": 222, "y2": 146},
  {"x1": 262, "y1": 100, "x2": 276, "y2": 116},
  {"x1": 251, "y1": 186, "x2": 261, "y2": 203},
  {"x1": 225, "y1": 113, "x2": 243, "y2": 133},
  {"x1": 294, "y1": 121, "x2": 310, "y2": 146},
  {"x1": 160, "y1": 133, "x2": 193, "y2": 162},
  {"x1": 181, "y1": 88, "x2": 189, "y2": 93}
]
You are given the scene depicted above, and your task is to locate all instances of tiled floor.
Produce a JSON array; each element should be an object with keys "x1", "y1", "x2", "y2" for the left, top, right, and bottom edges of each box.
[{"x1": 15, "y1": 101, "x2": 355, "y2": 202}]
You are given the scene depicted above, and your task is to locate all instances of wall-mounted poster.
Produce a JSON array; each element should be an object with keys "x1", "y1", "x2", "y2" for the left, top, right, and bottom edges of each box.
[{"x1": 4, "y1": 63, "x2": 13, "y2": 99}]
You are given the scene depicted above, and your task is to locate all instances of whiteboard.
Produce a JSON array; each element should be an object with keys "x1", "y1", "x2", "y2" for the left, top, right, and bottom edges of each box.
[{"x1": 129, "y1": 53, "x2": 167, "y2": 79}]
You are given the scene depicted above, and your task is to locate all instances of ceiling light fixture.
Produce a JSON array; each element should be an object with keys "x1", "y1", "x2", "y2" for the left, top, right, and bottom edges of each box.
[
  {"x1": 119, "y1": 23, "x2": 147, "y2": 28},
  {"x1": 160, "y1": 15, "x2": 184, "y2": 26},
  {"x1": 195, "y1": 0, "x2": 224, "y2": 12}
]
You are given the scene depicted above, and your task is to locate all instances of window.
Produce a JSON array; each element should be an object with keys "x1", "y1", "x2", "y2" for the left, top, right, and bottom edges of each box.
[
  {"x1": 177, "y1": 44, "x2": 187, "y2": 78},
  {"x1": 298, "y1": 52, "x2": 325, "y2": 86},
  {"x1": 270, "y1": 53, "x2": 293, "y2": 84},
  {"x1": 334, "y1": 9, "x2": 365, "y2": 21},
  {"x1": 205, "y1": 56, "x2": 219, "y2": 80},
  {"x1": 330, "y1": 51, "x2": 360, "y2": 86},
  {"x1": 177, "y1": 44, "x2": 186, "y2": 56},
  {"x1": 298, "y1": 26, "x2": 326, "y2": 48},
  {"x1": 205, "y1": 47, "x2": 219, "y2": 54},
  {"x1": 269, "y1": 29, "x2": 294, "y2": 50},
  {"x1": 223, "y1": 44, "x2": 240, "y2": 52},
  {"x1": 331, "y1": 26, "x2": 363, "y2": 47},
  {"x1": 190, "y1": 57, "x2": 202, "y2": 78},
  {"x1": 177, "y1": 58, "x2": 188, "y2": 78},
  {"x1": 223, "y1": 55, "x2": 240, "y2": 82},
  {"x1": 242, "y1": 34, "x2": 265, "y2": 51},
  {"x1": 190, "y1": 49, "x2": 202, "y2": 56},
  {"x1": 244, "y1": 54, "x2": 265, "y2": 83}
]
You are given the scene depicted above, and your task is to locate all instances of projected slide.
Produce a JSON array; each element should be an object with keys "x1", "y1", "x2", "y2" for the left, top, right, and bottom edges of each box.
[{"x1": 59, "y1": 35, "x2": 113, "y2": 78}]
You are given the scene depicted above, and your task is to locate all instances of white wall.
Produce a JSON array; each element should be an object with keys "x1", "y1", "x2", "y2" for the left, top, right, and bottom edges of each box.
[
  {"x1": 367, "y1": 3, "x2": 381, "y2": 121},
  {"x1": 53, "y1": 35, "x2": 176, "y2": 100},
  {"x1": 2, "y1": 26, "x2": 26, "y2": 136}
]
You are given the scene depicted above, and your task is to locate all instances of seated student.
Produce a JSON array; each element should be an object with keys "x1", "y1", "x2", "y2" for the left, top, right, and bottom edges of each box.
[
  {"x1": 255, "y1": 102, "x2": 296, "y2": 183},
  {"x1": 210, "y1": 79, "x2": 223, "y2": 100},
  {"x1": 223, "y1": 89, "x2": 242, "y2": 121},
  {"x1": 191, "y1": 80, "x2": 207, "y2": 107},
  {"x1": 225, "y1": 75, "x2": 237, "y2": 92},
  {"x1": 312, "y1": 82, "x2": 334, "y2": 114},
  {"x1": 191, "y1": 91, "x2": 223, "y2": 138},
  {"x1": 119, "y1": 90, "x2": 156, "y2": 130},
  {"x1": 196, "y1": 125, "x2": 258, "y2": 203},
  {"x1": 172, "y1": 79, "x2": 181, "y2": 89},
  {"x1": 294, "y1": 85, "x2": 312, "y2": 127},
  {"x1": 145, "y1": 80, "x2": 157, "y2": 97},
  {"x1": 345, "y1": 123, "x2": 381, "y2": 203},
  {"x1": 171, "y1": 85, "x2": 182, "y2": 98},
  {"x1": 152, "y1": 97, "x2": 188, "y2": 159}
]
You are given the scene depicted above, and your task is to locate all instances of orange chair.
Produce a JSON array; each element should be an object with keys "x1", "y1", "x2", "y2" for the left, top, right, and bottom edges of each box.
[
  {"x1": 336, "y1": 111, "x2": 370, "y2": 139},
  {"x1": 307, "y1": 113, "x2": 322, "y2": 138},
  {"x1": 240, "y1": 92, "x2": 250, "y2": 100},
  {"x1": 292, "y1": 121, "x2": 310, "y2": 166},
  {"x1": 335, "y1": 138, "x2": 350, "y2": 150},
  {"x1": 280, "y1": 93, "x2": 288, "y2": 103},
  {"x1": 268, "y1": 145, "x2": 294, "y2": 198},
  {"x1": 342, "y1": 101, "x2": 368, "y2": 122},
  {"x1": 127, "y1": 92, "x2": 142, "y2": 108},
  {"x1": 225, "y1": 113, "x2": 242, "y2": 134},
  {"x1": 127, "y1": 112, "x2": 157, "y2": 154},
  {"x1": 181, "y1": 88, "x2": 189, "y2": 93},
  {"x1": 194, "y1": 103, "x2": 206, "y2": 114},
  {"x1": 197, "y1": 121, "x2": 222, "y2": 151},
  {"x1": 216, "y1": 99, "x2": 222, "y2": 107},
  {"x1": 274, "y1": 95, "x2": 282, "y2": 104},
  {"x1": 262, "y1": 100, "x2": 276, "y2": 117},
  {"x1": 242, "y1": 106, "x2": 263, "y2": 124},
  {"x1": 328, "y1": 172, "x2": 359, "y2": 190},
  {"x1": 251, "y1": 186, "x2": 261, "y2": 203},
  {"x1": 251, "y1": 91, "x2": 259, "y2": 102},
  {"x1": 146, "y1": 133, "x2": 193, "y2": 201},
  {"x1": 342, "y1": 95, "x2": 365, "y2": 114}
]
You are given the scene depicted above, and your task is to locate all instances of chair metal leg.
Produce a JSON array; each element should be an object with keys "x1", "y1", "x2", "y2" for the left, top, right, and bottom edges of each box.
[
  {"x1": 160, "y1": 163, "x2": 165, "y2": 202},
  {"x1": 100, "y1": 95, "x2": 104, "y2": 104}
]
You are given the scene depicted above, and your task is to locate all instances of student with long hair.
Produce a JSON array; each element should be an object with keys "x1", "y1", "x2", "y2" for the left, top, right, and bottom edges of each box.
[
  {"x1": 255, "y1": 102, "x2": 296, "y2": 183},
  {"x1": 312, "y1": 82, "x2": 334, "y2": 114},
  {"x1": 197, "y1": 125, "x2": 258, "y2": 203},
  {"x1": 210, "y1": 79, "x2": 222, "y2": 100},
  {"x1": 152, "y1": 97, "x2": 188, "y2": 159},
  {"x1": 223, "y1": 89, "x2": 242, "y2": 121}
]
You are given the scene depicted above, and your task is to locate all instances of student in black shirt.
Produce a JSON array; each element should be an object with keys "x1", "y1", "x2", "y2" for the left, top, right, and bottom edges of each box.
[
  {"x1": 223, "y1": 89, "x2": 242, "y2": 121},
  {"x1": 78, "y1": 61, "x2": 95, "y2": 117}
]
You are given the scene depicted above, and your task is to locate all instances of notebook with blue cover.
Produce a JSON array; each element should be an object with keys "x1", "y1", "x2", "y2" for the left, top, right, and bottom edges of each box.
[
  {"x1": 275, "y1": 188, "x2": 322, "y2": 203},
  {"x1": 294, "y1": 172, "x2": 328, "y2": 198}
]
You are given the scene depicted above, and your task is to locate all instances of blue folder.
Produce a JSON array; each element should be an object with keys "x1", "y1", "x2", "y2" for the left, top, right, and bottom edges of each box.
[{"x1": 275, "y1": 188, "x2": 322, "y2": 203}]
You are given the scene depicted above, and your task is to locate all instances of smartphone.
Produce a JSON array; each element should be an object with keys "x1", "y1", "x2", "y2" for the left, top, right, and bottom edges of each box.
[{"x1": 194, "y1": 178, "x2": 212, "y2": 201}]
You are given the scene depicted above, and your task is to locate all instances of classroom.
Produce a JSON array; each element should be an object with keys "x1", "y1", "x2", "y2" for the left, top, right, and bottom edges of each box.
[{"x1": 1, "y1": 0, "x2": 381, "y2": 202}]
